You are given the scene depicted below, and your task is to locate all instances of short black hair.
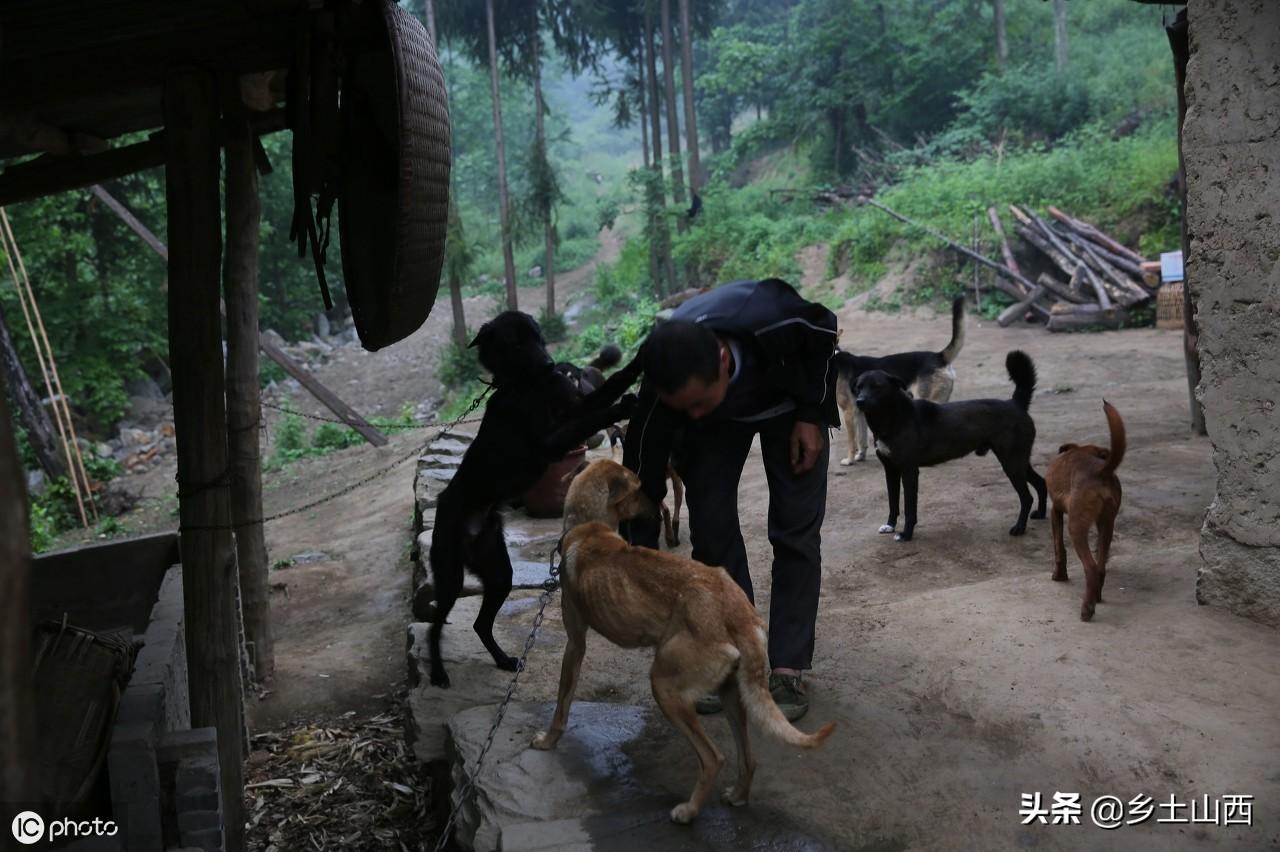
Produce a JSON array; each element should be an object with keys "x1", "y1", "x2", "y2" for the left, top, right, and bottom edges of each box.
[{"x1": 644, "y1": 320, "x2": 721, "y2": 393}]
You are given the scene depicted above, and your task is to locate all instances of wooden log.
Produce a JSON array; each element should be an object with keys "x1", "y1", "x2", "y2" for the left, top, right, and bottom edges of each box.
[
  {"x1": 0, "y1": 300, "x2": 65, "y2": 480},
  {"x1": 1047, "y1": 206, "x2": 1145, "y2": 265},
  {"x1": 222, "y1": 94, "x2": 274, "y2": 681},
  {"x1": 1046, "y1": 304, "x2": 1130, "y2": 332},
  {"x1": 1014, "y1": 222, "x2": 1079, "y2": 279},
  {"x1": 0, "y1": 367, "x2": 33, "y2": 807},
  {"x1": 997, "y1": 284, "x2": 1045, "y2": 327},
  {"x1": 91, "y1": 182, "x2": 388, "y2": 448},
  {"x1": 1055, "y1": 223, "x2": 1150, "y2": 298},
  {"x1": 986, "y1": 207, "x2": 1023, "y2": 280},
  {"x1": 1081, "y1": 264, "x2": 1112, "y2": 310},
  {"x1": 163, "y1": 68, "x2": 245, "y2": 852},
  {"x1": 859, "y1": 197, "x2": 1054, "y2": 315},
  {"x1": 1036, "y1": 271, "x2": 1089, "y2": 305}
]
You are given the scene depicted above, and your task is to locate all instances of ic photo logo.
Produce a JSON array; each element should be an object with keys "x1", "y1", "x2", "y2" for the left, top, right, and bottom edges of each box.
[{"x1": 11, "y1": 811, "x2": 44, "y2": 845}]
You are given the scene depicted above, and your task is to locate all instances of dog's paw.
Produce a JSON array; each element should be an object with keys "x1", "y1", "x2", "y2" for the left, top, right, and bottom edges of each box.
[
  {"x1": 1051, "y1": 571, "x2": 1068, "y2": 582},
  {"x1": 1080, "y1": 605, "x2": 1095, "y2": 622},
  {"x1": 894, "y1": 531, "x2": 913, "y2": 542},
  {"x1": 878, "y1": 524, "x2": 896, "y2": 535},
  {"x1": 429, "y1": 669, "x2": 451, "y2": 689},
  {"x1": 495, "y1": 654, "x2": 519, "y2": 673},
  {"x1": 1031, "y1": 509, "x2": 1048, "y2": 520},
  {"x1": 1009, "y1": 524, "x2": 1027, "y2": 536},
  {"x1": 670, "y1": 803, "x2": 698, "y2": 825},
  {"x1": 531, "y1": 731, "x2": 558, "y2": 751},
  {"x1": 721, "y1": 786, "x2": 749, "y2": 807}
]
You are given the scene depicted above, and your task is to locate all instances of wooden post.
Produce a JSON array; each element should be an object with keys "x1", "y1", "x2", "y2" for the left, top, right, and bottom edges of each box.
[
  {"x1": 222, "y1": 92, "x2": 274, "y2": 681},
  {"x1": 163, "y1": 68, "x2": 245, "y2": 851},
  {"x1": 0, "y1": 376, "x2": 33, "y2": 808}
]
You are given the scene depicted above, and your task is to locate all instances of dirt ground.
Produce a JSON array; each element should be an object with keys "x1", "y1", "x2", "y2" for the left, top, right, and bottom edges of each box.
[{"x1": 469, "y1": 306, "x2": 1280, "y2": 849}]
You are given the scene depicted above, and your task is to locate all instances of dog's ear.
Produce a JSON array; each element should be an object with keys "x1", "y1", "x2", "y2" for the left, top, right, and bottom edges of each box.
[
  {"x1": 889, "y1": 374, "x2": 910, "y2": 392},
  {"x1": 467, "y1": 323, "x2": 490, "y2": 349},
  {"x1": 1057, "y1": 443, "x2": 1078, "y2": 454},
  {"x1": 606, "y1": 469, "x2": 639, "y2": 507}
]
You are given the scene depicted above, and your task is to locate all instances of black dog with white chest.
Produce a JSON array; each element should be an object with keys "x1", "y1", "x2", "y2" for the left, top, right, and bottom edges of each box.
[
  {"x1": 427, "y1": 312, "x2": 639, "y2": 688},
  {"x1": 854, "y1": 350, "x2": 1047, "y2": 542}
]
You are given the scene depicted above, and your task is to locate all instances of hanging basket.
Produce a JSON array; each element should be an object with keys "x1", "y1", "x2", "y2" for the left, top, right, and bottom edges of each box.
[{"x1": 338, "y1": 0, "x2": 451, "y2": 351}]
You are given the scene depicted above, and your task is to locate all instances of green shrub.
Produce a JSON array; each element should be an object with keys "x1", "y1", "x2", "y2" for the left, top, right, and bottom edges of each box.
[
  {"x1": 439, "y1": 337, "x2": 485, "y2": 389},
  {"x1": 539, "y1": 309, "x2": 567, "y2": 343}
]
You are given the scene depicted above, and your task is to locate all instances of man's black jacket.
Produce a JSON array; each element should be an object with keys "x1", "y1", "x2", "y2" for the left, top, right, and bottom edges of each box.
[{"x1": 622, "y1": 278, "x2": 838, "y2": 539}]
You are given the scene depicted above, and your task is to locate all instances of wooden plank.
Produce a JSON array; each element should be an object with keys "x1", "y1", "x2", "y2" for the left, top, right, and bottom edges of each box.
[
  {"x1": 163, "y1": 67, "x2": 245, "y2": 852},
  {"x1": 0, "y1": 365, "x2": 34, "y2": 807},
  {"x1": 0, "y1": 110, "x2": 286, "y2": 206},
  {"x1": 90, "y1": 182, "x2": 388, "y2": 448},
  {"x1": 222, "y1": 93, "x2": 274, "y2": 680},
  {"x1": 259, "y1": 332, "x2": 389, "y2": 447}
]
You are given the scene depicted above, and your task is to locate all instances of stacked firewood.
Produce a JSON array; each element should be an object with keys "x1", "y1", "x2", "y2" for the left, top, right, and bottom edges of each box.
[{"x1": 993, "y1": 205, "x2": 1157, "y2": 331}]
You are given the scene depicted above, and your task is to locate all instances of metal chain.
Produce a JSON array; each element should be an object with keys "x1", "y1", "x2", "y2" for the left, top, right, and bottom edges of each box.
[
  {"x1": 260, "y1": 399, "x2": 484, "y2": 430},
  {"x1": 431, "y1": 536, "x2": 564, "y2": 852},
  {"x1": 260, "y1": 386, "x2": 492, "y2": 524}
]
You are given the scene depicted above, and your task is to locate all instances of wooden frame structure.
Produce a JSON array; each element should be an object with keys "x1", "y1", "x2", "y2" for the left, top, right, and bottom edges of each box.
[{"x1": 0, "y1": 3, "x2": 343, "y2": 849}]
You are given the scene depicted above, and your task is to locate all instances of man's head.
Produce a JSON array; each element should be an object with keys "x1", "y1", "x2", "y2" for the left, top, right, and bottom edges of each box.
[{"x1": 644, "y1": 320, "x2": 731, "y2": 419}]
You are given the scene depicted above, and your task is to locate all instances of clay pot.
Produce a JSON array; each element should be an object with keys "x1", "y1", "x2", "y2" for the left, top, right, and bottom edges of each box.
[{"x1": 522, "y1": 446, "x2": 588, "y2": 518}]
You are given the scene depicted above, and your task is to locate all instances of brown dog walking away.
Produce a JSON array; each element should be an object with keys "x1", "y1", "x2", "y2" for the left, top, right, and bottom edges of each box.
[
  {"x1": 532, "y1": 460, "x2": 834, "y2": 824},
  {"x1": 1047, "y1": 401, "x2": 1126, "y2": 622}
]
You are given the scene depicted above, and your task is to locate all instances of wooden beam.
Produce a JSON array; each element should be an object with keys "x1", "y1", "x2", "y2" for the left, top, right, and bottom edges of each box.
[
  {"x1": 163, "y1": 68, "x2": 245, "y2": 852},
  {"x1": 222, "y1": 92, "x2": 274, "y2": 680},
  {"x1": 260, "y1": 331, "x2": 389, "y2": 447},
  {"x1": 0, "y1": 109, "x2": 286, "y2": 207},
  {"x1": 0, "y1": 368, "x2": 34, "y2": 808},
  {"x1": 89, "y1": 182, "x2": 390, "y2": 447}
]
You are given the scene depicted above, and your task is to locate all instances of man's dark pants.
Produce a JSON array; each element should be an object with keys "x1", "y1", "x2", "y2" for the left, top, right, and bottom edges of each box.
[{"x1": 627, "y1": 412, "x2": 828, "y2": 671}]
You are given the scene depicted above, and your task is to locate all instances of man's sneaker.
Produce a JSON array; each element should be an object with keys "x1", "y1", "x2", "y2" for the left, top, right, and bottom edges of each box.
[
  {"x1": 769, "y1": 673, "x2": 809, "y2": 722},
  {"x1": 695, "y1": 693, "x2": 723, "y2": 714}
]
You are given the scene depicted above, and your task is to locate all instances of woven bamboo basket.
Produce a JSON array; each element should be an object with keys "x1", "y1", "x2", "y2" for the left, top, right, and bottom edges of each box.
[
  {"x1": 340, "y1": 0, "x2": 451, "y2": 351},
  {"x1": 1157, "y1": 281, "x2": 1184, "y2": 330},
  {"x1": 31, "y1": 621, "x2": 134, "y2": 809}
]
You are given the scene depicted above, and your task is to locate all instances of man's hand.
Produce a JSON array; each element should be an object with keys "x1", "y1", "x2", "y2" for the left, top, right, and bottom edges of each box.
[{"x1": 790, "y1": 421, "x2": 825, "y2": 474}]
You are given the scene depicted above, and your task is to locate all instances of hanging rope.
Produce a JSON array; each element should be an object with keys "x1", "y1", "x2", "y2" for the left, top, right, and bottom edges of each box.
[{"x1": 0, "y1": 207, "x2": 98, "y2": 526}]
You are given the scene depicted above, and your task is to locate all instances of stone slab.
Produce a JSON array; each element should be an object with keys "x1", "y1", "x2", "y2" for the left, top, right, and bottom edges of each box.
[
  {"x1": 405, "y1": 592, "x2": 559, "y2": 763},
  {"x1": 418, "y1": 454, "x2": 462, "y2": 470},
  {"x1": 445, "y1": 701, "x2": 835, "y2": 852}
]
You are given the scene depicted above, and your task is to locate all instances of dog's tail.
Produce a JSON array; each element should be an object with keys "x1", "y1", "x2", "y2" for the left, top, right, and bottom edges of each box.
[
  {"x1": 1006, "y1": 350, "x2": 1036, "y2": 412},
  {"x1": 939, "y1": 296, "x2": 966, "y2": 364},
  {"x1": 1101, "y1": 400, "x2": 1126, "y2": 474},
  {"x1": 731, "y1": 621, "x2": 835, "y2": 749},
  {"x1": 588, "y1": 344, "x2": 623, "y2": 372}
]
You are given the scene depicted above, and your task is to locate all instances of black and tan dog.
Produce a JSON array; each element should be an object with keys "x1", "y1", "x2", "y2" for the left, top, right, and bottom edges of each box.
[
  {"x1": 427, "y1": 313, "x2": 639, "y2": 688},
  {"x1": 834, "y1": 296, "x2": 965, "y2": 464},
  {"x1": 556, "y1": 345, "x2": 623, "y2": 450},
  {"x1": 533, "y1": 460, "x2": 834, "y2": 824},
  {"x1": 854, "y1": 350, "x2": 1047, "y2": 542}
]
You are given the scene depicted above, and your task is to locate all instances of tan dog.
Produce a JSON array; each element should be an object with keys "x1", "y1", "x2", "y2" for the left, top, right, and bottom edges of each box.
[
  {"x1": 532, "y1": 459, "x2": 835, "y2": 824},
  {"x1": 1047, "y1": 401, "x2": 1125, "y2": 621},
  {"x1": 608, "y1": 422, "x2": 684, "y2": 547}
]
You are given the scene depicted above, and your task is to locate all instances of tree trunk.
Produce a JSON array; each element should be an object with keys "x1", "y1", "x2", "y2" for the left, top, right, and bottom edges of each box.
[
  {"x1": 678, "y1": 0, "x2": 702, "y2": 192},
  {"x1": 638, "y1": 62, "x2": 660, "y2": 294},
  {"x1": 163, "y1": 68, "x2": 245, "y2": 852},
  {"x1": 1167, "y1": 10, "x2": 1205, "y2": 435},
  {"x1": 449, "y1": 271, "x2": 467, "y2": 348},
  {"x1": 222, "y1": 95, "x2": 274, "y2": 681},
  {"x1": 993, "y1": 0, "x2": 1008, "y2": 69},
  {"x1": 0, "y1": 301, "x2": 65, "y2": 480},
  {"x1": 531, "y1": 5, "x2": 556, "y2": 316},
  {"x1": 443, "y1": 41, "x2": 466, "y2": 347},
  {"x1": 0, "y1": 368, "x2": 33, "y2": 808},
  {"x1": 423, "y1": 0, "x2": 436, "y2": 46},
  {"x1": 660, "y1": 0, "x2": 687, "y2": 229},
  {"x1": 1053, "y1": 0, "x2": 1068, "y2": 74},
  {"x1": 645, "y1": 7, "x2": 675, "y2": 295},
  {"x1": 485, "y1": 0, "x2": 518, "y2": 309}
]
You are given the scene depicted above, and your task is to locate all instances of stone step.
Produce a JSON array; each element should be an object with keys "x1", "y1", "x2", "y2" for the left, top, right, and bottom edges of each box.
[{"x1": 444, "y1": 701, "x2": 834, "y2": 852}]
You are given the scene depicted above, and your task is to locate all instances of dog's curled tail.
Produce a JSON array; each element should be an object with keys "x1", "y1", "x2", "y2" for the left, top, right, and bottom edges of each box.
[
  {"x1": 589, "y1": 344, "x2": 623, "y2": 372},
  {"x1": 733, "y1": 622, "x2": 835, "y2": 749},
  {"x1": 1006, "y1": 350, "x2": 1036, "y2": 412},
  {"x1": 940, "y1": 296, "x2": 966, "y2": 364},
  {"x1": 1101, "y1": 400, "x2": 1126, "y2": 474}
]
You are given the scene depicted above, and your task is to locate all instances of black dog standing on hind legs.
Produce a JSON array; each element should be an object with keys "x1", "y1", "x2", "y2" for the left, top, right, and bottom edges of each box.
[
  {"x1": 854, "y1": 350, "x2": 1048, "y2": 542},
  {"x1": 428, "y1": 312, "x2": 640, "y2": 688}
]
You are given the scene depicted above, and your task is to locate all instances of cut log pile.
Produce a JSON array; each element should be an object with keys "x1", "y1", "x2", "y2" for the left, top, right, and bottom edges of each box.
[
  {"x1": 999, "y1": 205, "x2": 1156, "y2": 331},
  {"x1": 857, "y1": 196, "x2": 1159, "y2": 333}
]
